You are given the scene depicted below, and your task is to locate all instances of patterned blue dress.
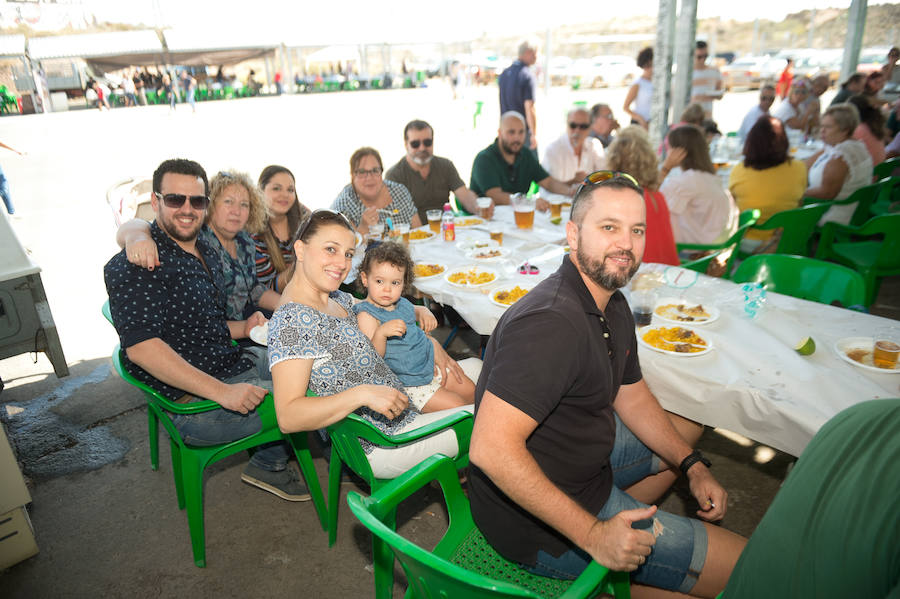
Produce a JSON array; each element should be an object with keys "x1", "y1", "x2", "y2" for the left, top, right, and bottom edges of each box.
[{"x1": 267, "y1": 290, "x2": 420, "y2": 453}]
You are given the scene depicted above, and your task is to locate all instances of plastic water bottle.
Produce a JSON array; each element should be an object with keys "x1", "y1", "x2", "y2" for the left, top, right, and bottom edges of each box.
[
  {"x1": 441, "y1": 203, "x2": 455, "y2": 242},
  {"x1": 741, "y1": 283, "x2": 767, "y2": 320}
]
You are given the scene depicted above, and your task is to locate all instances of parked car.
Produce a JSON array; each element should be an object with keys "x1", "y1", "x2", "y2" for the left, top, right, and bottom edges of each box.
[
  {"x1": 857, "y1": 47, "x2": 892, "y2": 74},
  {"x1": 792, "y1": 49, "x2": 842, "y2": 85},
  {"x1": 569, "y1": 55, "x2": 641, "y2": 88},
  {"x1": 722, "y1": 55, "x2": 784, "y2": 90},
  {"x1": 548, "y1": 56, "x2": 573, "y2": 86}
]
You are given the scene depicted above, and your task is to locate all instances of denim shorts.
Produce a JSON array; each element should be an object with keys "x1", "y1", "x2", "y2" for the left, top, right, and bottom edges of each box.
[{"x1": 525, "y1": 415, "x2": 708, "y2": 594}]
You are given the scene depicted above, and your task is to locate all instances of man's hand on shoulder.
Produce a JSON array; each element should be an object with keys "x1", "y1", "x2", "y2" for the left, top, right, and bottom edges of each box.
[
  {"x1": 584, "y1": 505, "x2": 657, "y2": 571},
  {"x1": 219, "y1": 382, "x2": 267, "y2": 414}
]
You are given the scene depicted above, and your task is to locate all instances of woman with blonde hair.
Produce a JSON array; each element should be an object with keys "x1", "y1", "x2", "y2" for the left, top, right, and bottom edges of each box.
[
  {"x1": 115, "y1": 169, "x2": 282, "y2": 318},
  {"x1": 253, "y1": 165, "x2": 311, "y2": 292},
  {"x1": 606, "y1": 126, "x2": 679, "y2": 265}
]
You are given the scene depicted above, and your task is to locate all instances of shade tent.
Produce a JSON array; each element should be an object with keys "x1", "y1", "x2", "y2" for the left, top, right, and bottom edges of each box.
[
  {"x1": 27, "y1": 30, "x2": 166, "y2": 71},
  {"x1": 0, "y1": 34, "x2": 26, "y2": 58},
  {"x1": 161, "y1": 28, "x2": 277, "y2": 67}
]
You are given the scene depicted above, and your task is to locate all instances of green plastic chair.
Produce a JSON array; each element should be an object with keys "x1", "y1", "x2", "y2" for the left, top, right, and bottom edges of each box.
[
  {"x1": 325, "y1": 405, "x2": 473, "y2": 598},
  {"x1": 801, "y1": 180, "x2": 883, "y2": 227},
  {"x1": 873, "y1": 157, "x2": 900, "y2": 179},
  {"x1": 814, "y1": 214, "x2": 900, "y2": 306},
  {"x1": 677, "y1": 209, "x2": 760, "y2": 278},
  {"x1": 347, "y1": 454, "x2": 630, "y2": 599},
  {"x1": 739, "y1": 203, "x2": 829, "y2": 258},
  {"x1": 732, "y1": 254, "x2": 867, "y2": 309}
]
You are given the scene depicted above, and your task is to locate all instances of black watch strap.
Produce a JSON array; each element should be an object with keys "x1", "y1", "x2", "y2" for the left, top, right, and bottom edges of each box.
[{"x1": 679, "y1": 450, "x2": 711, "y2": 476}]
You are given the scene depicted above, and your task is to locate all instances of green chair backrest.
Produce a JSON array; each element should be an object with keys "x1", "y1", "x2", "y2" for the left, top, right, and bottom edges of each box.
[
  {"x1": 750, "y1": 203, "x2": 830, "y2": 256},
  {"x1": 732, "y1": 254, "x2": 867, "y2": 308},
  {"x1": 853, "y1": 214, "x2": 900, "y2": 271},
  {"x1": 677, "y1": 209, "x2": 760, "y2": 278},
  {"x1": 347, "y1": 454, "x2": 629, "y2": 599},
  {"x1": 873, "y1": 157, "x2": 900, "y2": 180}
]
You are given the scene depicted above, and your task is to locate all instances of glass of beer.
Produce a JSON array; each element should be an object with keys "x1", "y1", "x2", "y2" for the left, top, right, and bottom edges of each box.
[
  {"x1": 511, "y1": 193, "x2": 535, "y2": 229},
  {"x1": 426, "y1": 210, "x2": 442, "y2": 234},
  {"x1": 395, "y1": 223, "x2": 410, "y2": 246},
  {"x1": 369, "y1": 222, "x2": 385, "y2": 241},
  {"x1": 873, "y1": 340, "x2": 900, "y2": 369},
  {"x1": 476, "y1": 197, "x2": 492, "y2": 220},
  {"x1": 549, "y1": 197, "x2": 563, "y2": 222},
  {"x1": 489, "y1": 225, "x2": 503, "y2": 245}
]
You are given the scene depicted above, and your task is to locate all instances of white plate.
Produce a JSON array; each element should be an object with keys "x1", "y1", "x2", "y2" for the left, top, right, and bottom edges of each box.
[
  {"x1": 663, "y1": 267, "x2": 699, "y2": 289},
  {"x1": 408, "y1": 227, "x2": 437, "y2": 243},
  {"x1": 834, "y1": 337, "x2": 900, "y2": 374},
  {"x1": 637, "y1": 326, "x2": 713, "y2": 357},
  {"x1": 653, "y1": 298, "x2": 720, "y2": 325},
  {"x1": 249, "y1": 322, "x2": 268, "y2": 346},
  {"x1": 466, "y1": 246, "x2": 512, "y2": 261},
  {"x1": 455, "y1": 237, "x2": 497, "y2": 253},
  {"x1": 454, "y1": 216, "x2": 485, "y2": 227},
  {"x1": 413, "y1": 262, "x2": 447, "y2": 280},
  {"x1": 489, "y1": 283, "x2": 536, "y2": 308},
  {"x1": 444, "y1": 266, "x2": 499, "y2": 289}
]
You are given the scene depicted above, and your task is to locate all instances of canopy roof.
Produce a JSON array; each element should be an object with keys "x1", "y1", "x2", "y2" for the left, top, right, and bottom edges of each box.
[{"x1": 0, "y1": 34, "x2": 26, "y2": 58}]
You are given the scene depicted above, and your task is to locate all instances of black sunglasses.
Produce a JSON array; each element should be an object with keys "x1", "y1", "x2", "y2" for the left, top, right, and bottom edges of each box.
[
  {"x1": 572, "y1": 170, "x2": 642, "y2": 215},
  {"x1": 569, "y1": 122, "x2": 590, "y2": 130},
  {"x1": 296, "y1": 209, "x2": 354, "y2": 242},
  {"x1": 409, "y1": 139, "x2": 433, "y2": 149},
  {"x1": 154, "y1": 192, "x2": 209, "y2": 210}
]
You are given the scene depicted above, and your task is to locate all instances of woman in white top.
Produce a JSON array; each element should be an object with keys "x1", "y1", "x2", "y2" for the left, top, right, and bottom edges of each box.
[
  {"x1": 805, "y1": 104, "x2": 874, "y2": 225},
  {"x1": 659, "y1": 125, "x2": 738, "y2": 245},
  {"x1": 623, "y1": 47, "x2": 653, "y2": 130}
]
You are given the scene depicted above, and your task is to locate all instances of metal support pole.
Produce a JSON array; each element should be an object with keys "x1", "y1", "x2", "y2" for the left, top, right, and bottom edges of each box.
[
  {"x1": 671, "y1": 0, "x2": 698, "y2": 125},
  {"x1": 840, "y1": 0, "x2": 868, "y2": 83},
  {"x1": 649, "y1": 0, "x2": 677, "y2": 149},
  {"x1": 543, "y1": 28, "x2": 552, "y2": 96}
]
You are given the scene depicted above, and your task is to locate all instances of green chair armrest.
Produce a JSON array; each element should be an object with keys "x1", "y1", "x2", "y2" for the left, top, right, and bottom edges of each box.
[{"x1": 338, "y1": 411, "x2": 472, "y2": 447}]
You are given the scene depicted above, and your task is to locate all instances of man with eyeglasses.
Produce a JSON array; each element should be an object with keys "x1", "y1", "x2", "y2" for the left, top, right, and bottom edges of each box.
[
  {"x1": 469, "y1": 174, "x2": 745, "y2": 596},
  {"x1": 104, "y1": 158, "x2": 310, "y2": 502},
  {"x1": 588, "y1": 103, "x2": 620, "y2": 148},
  {"x1": 541, "y1": 107, "x2": 607, "y2": 187},
  {"x1": 689, "y1": 41, "x2": 723, "y2": 118},
  {"x1": 738, "y1": 84, "x2": 776, "y2": 141},
  {"x1": 384, "y1": 119, "x2": 484, "y2": 222},
  {"x1": 470, "y1": 111, "x2": 576, "y2": 208}
]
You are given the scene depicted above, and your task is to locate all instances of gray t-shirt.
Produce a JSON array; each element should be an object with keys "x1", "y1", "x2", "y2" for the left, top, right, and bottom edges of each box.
[{"x1": 384, "y1": 156, "x2": 466, "y2": 222}]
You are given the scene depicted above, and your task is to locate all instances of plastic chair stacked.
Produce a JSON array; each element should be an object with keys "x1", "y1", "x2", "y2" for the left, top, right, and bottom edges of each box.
[
  {"x1": 347, "y1": 454, "x2": 630, "y2": 599},
  {"x1": 102, "y1": 303, "x2": 327, "y2": 566},
  {"x1": 732, "y1": 254, "x2": 867, "y2": 310},
  {"x1": 678, "y1": 209, "x2": 760, "y2": 278},
  {"x1": 815, "y1": 214, "x2": 900, "y2": 307},
  {"x1": 324, "y1": 404, "x2": 473, "y2": 598}
]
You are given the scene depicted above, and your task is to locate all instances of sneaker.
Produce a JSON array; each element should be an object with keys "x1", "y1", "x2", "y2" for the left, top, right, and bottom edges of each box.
[{"x1": 241, "y1": 464, "x2": 311, "y2": 502}]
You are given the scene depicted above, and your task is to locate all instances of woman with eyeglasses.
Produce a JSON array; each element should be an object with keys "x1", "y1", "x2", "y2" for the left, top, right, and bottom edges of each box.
[
  {"x1": 659, "y1": 125, "x2": 738, "y2": 245},
  {"x1": 253, "y1": 165, "x2": 312, "y2": 293},
  {"x1": 605, "y1": 126, "x2": 680, "y2": 266},
  {"x1": 268, "y1": 210, "x2": 473, "y2": 479},
  {"x1": 115, "y1": 170, "x2": 282, "y2": 319},
  {"x1": 332, "y1": 147, "x2": 422, "y2": 236}
]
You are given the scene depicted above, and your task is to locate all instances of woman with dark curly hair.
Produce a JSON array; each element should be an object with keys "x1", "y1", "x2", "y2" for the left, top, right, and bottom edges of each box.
[
  {"x1": 605, "y1": 126, "x2": 679, "y2": 265},
  {"x1": 729, "y1": 116, "x2": 807, "y2": 250},
  {"x1": 848, "y1": 95, "x2": 887, "y2": 166},
  {"x1": 353, "y1": 241, "x2": 474, "y2": 413}
]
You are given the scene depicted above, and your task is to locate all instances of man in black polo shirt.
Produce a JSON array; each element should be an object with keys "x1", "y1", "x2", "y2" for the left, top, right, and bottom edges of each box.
[
  {"x1": 470, "y1": 111, "x2": 575, "y2": 209},
  {"x1": 469, "y1": 176, "x2": 745, "y2": 596},
  {"x1": 104, "y1": 158, "x2": 308, "y2": 501},
  {"x1": 384, "y1": 119, "x2": 485, "y2": 222}
]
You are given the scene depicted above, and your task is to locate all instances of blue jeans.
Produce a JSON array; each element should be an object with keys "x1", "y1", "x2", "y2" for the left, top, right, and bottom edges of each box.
[
  {"x1": 0, "y1": 163, "x2": 13, "y2": 214},
  {"x1": 525, "y1": 415, "x2": 708, "y2": 594},
  {"x1": 171, "y1": 347, "x2": 289, "y2": 471}
]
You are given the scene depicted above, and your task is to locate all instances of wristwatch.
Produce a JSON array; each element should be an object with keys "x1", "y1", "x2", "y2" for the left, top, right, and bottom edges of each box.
[{"x1": 679, "y1": 450, "x2": 711, "y2": 476}]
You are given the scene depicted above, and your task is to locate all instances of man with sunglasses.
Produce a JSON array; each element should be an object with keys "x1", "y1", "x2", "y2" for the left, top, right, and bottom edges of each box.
[
  {"x1": 470, "y1": 111, "x2": 576, "y2": 208},
  {"x1": 737, "y1": 84, "x2": 776, "y2": 141},
  {"x1": 588, "y1": 103, "x2": 620, "y2": 149},
  {"x1": 469, "y1": 173, "x2": 745, "y2": 596},
  {"x1": 104, "y1": 158, "x2": 309, "y2": 502},
  {"x1": 541, "y1": 107, "x2": 607, "y2": 187},
  {"x1": 690, "y1": 41, "x2": 723, "y2": 118},
  {"x1": 384, "y1": 119, "x2": 483, "y2": 222}
]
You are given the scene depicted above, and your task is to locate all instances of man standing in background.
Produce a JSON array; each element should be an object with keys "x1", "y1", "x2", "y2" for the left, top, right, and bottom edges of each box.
[
  {"x1": 690, "y1": 41, "x2": 723, "y2": 118},
  {"x1": 499, "y1": 40, "x2": 539, "y2": 156}
]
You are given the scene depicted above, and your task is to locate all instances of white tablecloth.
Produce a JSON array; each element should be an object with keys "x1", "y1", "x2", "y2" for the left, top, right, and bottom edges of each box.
[{"x1": 410, "y1": 225, "x2": 900, "y2": 456}]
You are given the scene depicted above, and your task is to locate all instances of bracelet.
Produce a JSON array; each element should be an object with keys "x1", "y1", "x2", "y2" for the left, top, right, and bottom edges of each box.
[{"x1": 679, "y1": 450, "x2": 711, "y2": 476}]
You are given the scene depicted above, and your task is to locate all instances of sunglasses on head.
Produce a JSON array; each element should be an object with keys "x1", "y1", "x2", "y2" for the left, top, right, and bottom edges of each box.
[
  {"x1": 409, "y1": 138, "x2": 433, "y2": 149},
  {"x1": 155, "y1": 192, "x2": 210, "y2": 210},
  {"x1": 296, "y1": 209, "x2": 354, "y2": 241},
  {"x1": 572, "y1": 170, "x2": 642, "y2": 214},
  {"x1": 569, "y1": 122, "x2": 590, "y2": 130}
]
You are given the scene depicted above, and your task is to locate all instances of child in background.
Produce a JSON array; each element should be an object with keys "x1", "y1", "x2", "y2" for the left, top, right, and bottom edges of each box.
[{"x1": 353, "y1": 242, "x2": 475, "y2": 413}]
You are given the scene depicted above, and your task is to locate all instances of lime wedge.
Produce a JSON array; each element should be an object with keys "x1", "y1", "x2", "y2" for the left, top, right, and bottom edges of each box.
[
  {"x1": 794, "y1": 337, "x2": 816, "y2": 356},
  {"x1": 550, "y1": 216, "x2": 562, "y2": 225}
]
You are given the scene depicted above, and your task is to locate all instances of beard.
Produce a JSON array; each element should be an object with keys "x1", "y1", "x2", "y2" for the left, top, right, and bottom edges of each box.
[
  {"x1": 411, "y1": 153, "x2": 433, "y2": 166},
  {"x1": 575, "y1": 237, "x2": 639, "y2": 291},
  {"x1": 500, "y1": 139, "x2": 522, "y2": 155},
  {"x1": 157, "y1": 209, "x2": 202, "y2": 242}
]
